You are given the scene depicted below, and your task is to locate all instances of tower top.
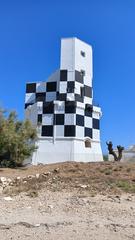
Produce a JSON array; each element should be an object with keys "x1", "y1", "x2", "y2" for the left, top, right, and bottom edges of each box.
[{"x1": 60, "y1": 37, "x2": 93, "y2": 80}]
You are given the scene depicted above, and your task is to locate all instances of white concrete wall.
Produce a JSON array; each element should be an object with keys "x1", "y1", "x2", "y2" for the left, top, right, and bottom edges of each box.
[
  {"x1": 73, "y1": 139, "x2": 103, "y2": 162},
  {"x1": 32, "y1": 138, "x2": 75, "y2": 164},
  {"x1": 32, "y1": 138, "x2": 103, "y2": 165},
  {"x1": 60, "y1": 38, "x2": 75, "y2": 71},
  {"x1": 74, "y1": 38, "x2": 93, "y2": 87},
  {"x1": 60, "y1": 38, "x2": 93, "y2": 87},
  {"x1": 25, "y1": 103, "x2": 38, "y2": 127}
]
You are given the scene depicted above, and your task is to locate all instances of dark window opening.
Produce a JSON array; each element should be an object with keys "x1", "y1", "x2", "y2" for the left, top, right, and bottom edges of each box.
[
  {"x1": 85, "y1": 139, "x2": 91, "y2": 148},
  {"x1": 81, "y1": 51, "x2": 86, "y2": 57}
]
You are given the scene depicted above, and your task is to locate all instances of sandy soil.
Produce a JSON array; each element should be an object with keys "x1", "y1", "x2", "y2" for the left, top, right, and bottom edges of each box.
[
  {"x1": 0, "y1": 190, "x2": 135, "y2": 240},
  {"x1": 0, "y1": 161, "x2": 135, "y2": 240}
]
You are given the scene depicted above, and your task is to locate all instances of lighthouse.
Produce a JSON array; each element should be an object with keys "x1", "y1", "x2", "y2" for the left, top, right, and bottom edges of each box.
[{"x1": 25, "y1": 38, "x2": 103, "y2": 164}]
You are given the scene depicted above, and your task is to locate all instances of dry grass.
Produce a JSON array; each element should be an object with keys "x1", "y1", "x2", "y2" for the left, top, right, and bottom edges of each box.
[{"x1": 1, "y1": 161, "x2": 135, "y2": 195}]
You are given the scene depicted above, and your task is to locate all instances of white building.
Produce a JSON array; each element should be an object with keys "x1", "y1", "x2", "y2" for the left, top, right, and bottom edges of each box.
[{"x1": 25, "y1": 37, "x2": 103, "y2": 164}]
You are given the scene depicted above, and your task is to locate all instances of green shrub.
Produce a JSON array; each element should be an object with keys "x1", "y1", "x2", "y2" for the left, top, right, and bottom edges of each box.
[
  {"x1": 116, "y1": 180, "x2": 135, "y2": 193},
  {"x1": 103, "y1": 155, "x2": 108, "y2": 161},
  {"x1": 0, "y1": 109, "x2": 37, "y2": 167}
]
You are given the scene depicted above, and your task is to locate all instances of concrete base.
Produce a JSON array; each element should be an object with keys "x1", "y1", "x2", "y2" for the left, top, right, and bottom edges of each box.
[{"x1": 31, "y1": 138, "x2": 103, "y2": 165}]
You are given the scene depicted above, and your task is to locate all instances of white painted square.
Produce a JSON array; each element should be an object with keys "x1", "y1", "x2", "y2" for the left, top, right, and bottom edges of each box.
[
  {"x1": 36, "y1": 82, "x2": 46, "y2": 92},
  {"x1": 85, "y1": 116, "x2": 92, "y2": 128},
  {"x1": 65, "y1": 114, "x2": 76, "y2": 125},
  {"x1": 25, "y1": 93, "x2": 35, "y2": 104},
  {"x1": 93, "y1": 129, "x2": 100, "y2": 140},
  {"x1": 59, "y1": 82, "x2": 67, "y2": 93},
  {"x1": 42, "y1": 114, "x2": 53, "y2": 125},
  {"x1": 75, "y1": 82, "x2": 83, "y2": 95},
  {"x1": 55, "y1": 125, "x2": 64, "y2": 137},
  {"x1": 76, "y1": 107, "x2": 84, "y2": 115},
  {"x1": 84, "y1": 96, "x2": 92, "y2": 105},
  {"x1": 37, "y1": 102, "x2": 43, "y2": 114},
  {"x1": 46, "y1": 92, "x2": 56, "y2": 102},
  {"x1": 76, "y1": 126, "x2": 84, "y2": 138},
  {"x1": 84, "y1": 76, "x2": 92, "y2": 87},
  {"x1": 67, "y1": 71, "x2": 75, "y2": 81},
  {"x1": 92, "y1": 111, "x2": 99, "y2": 119},
  {"x1": 54, "y1": 101, "x2": 65, "y2": 114},
  {"x1": 66, "y1": 93, "x2": 75, "y2": 101}
]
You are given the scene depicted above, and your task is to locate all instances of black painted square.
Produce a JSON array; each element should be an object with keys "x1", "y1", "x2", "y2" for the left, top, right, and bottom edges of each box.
[
  {"x1": 43, "y1": 102, "x2": 54, "y2": 114},
  {"x1": 84, "y1": 86, "x2": 92, "y2": 98},
  {"x1": 75, "y1": 70, "x2": 83, "y2": 83},
  {"x1": 26, "y1": 83, "x2": 36, "y2": 93},
  {"x1": 60, "y1": 70, "x2": 67, "y2": 81},
  {"x1": 46, "y1": 82, "x2": 56, "y2": 92},
  {"x1": 65, "y1": 101, "x2": 76, "y2": 113},
  {"x1": 42, "y1": 126, "x2": 53, "y2": 137},
  {"x1": 54, "y1": 114, "x2": 64, "y2": 125},
  {"x1": 85, "y1": 104, "x2": 92, "y2": 117},
  {"x1": 76, "y1": 114, "x2": 84, "y2": 126},
  {"x1": 37, "y1": 114, "x2": 42, "y2": 124},
  {"x1": 36, "y1": 93, "x2": 45, "y2": 102},
  {"x1": 75, "y1": 94, "x2": 83, "y2": 103},
  {"x1": 64, "y1": 125, "x2": 75, "y2": 137},
  {"x1": 93, "y1": 119, "x2": 100, "y2": 129},
  {"x1": 85, "y1": 128, "x2": 92, "y2": 138},
  {"x1": 58, "y1": 93, "x2": 67, "y2": 101},
  {"x1": 67, "y1": 81, "x2": 75, "y2": 93}
]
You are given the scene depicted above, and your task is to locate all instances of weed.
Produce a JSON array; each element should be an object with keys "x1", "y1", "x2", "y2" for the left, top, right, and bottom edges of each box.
[
  {"x1": 27, "y1": 190, "x2": 38, "y2": 198},
  {"x1": 116, "y1": 180, "x2": 135, "y2": 193}
]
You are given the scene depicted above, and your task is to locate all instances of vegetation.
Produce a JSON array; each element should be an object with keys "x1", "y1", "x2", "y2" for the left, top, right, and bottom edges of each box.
[
  {"x1": 106, "y1": 141, "x2": 124, "y2": 161},
  {"x1": 0, "y1": 109, "x2": 37, "y2": 167},
  {"x1": 103, "y1": 154, "x2": 108, "y2": 161}
]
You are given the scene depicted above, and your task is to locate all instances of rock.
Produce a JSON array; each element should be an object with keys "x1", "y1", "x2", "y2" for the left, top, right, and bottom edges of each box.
[
  {"x1": 16, "y1": 177, "x2": 21, "y2": 180},
  {"x1": 36, "y1": 174, "x2": 40, "y2": 179},
  {"x1": 27, "y1": 175, "x2": 35, "y2": 179},
  {"x1": 126, "y1": 197, "x2": 132, "y2": 201},
  {"x1": 48, "y1": 205, "x2": 53, "y2": 209},
  {"x1": 42, "y1": 172, "x2": 51, "y2": 177},
  {"x1": 53, "y1": 168, "x2": 60, "y2": 173},
  {"x1": 0, "y1": 177, "x2": 7, "y2": 183},
  {"x1": 80, "y1": 184, "x2": 88, "y2": 189},
  {"x1": 26, "y1": 206, "x2": 32, "y2": 209},
  {"x1": 4, "y1": 196, "x2": 13, "y2": 201},
  {"x1": 23, "y1": 181, "x2": 27, "y2": 184},
  {"x1": 34, "y1": 223, "x2": 40, "y2": 227}
]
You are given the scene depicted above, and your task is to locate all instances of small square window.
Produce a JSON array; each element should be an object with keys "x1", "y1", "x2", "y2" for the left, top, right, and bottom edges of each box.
[{"x1": 81, "y1": 51, "x2": 86, "y2": 57}]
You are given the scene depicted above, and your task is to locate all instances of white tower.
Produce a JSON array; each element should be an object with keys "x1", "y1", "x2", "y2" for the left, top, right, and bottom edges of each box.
[{"x1": 25, "y1": 38, "x2": 103, "y2": 164}]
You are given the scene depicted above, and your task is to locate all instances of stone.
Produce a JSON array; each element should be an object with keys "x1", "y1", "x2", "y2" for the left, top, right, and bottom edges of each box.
[
  {"x1": 0, "y1": 177, "x2": 7, "y2": 183},
  {"x1": 27, "y1": 175, "x2": 35, "y2": 179},
  {"x1": 36, "y1": 174, "x2": 40, "y2": 179},
  {"x1": 16, "y1": 177, "x2": 21, "y2": 180},
  {"x1": 4, "y1": 196, "x2": 13, "y2": 201},
  {"x1": 80, "y1": 185, "x2": 88, "y2": 189},
  {"x1": 48, "y1": 205, "x2": 53, "y2": 209}
]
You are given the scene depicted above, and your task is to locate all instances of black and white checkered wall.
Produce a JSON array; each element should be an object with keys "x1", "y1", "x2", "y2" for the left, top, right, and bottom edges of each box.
[{"x1": 25, "y1": 69, "x2": 100, "y2": 139}]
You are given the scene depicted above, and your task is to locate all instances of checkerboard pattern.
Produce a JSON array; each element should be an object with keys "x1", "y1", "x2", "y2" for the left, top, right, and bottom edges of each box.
[{"x1": 25, "y1": 69, "x2": 100, "y2": 140}]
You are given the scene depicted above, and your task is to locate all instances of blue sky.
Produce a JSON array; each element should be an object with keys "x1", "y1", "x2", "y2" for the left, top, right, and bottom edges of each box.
[{"x1": 0, "y1": 0, "x2": 135, "y2": 153}]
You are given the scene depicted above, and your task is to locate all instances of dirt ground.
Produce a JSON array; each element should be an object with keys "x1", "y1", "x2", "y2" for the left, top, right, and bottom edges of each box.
[{"x1": 0, "y1": 161, "x2": 135, "y2": 240}]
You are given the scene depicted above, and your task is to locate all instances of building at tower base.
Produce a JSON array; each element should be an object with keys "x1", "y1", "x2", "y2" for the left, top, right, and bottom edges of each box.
[{"x1": 25, "y1": 38, "x2": 103, "y2": 164}]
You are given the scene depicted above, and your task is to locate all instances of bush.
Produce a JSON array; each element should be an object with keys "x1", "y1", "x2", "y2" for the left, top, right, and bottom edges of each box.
[
  {"x1": 103, "y1": 155, "x2": 108, "y2": 161},
  {"x1": 0, "y1": 109, "x2": 37, "y2": 167}
]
